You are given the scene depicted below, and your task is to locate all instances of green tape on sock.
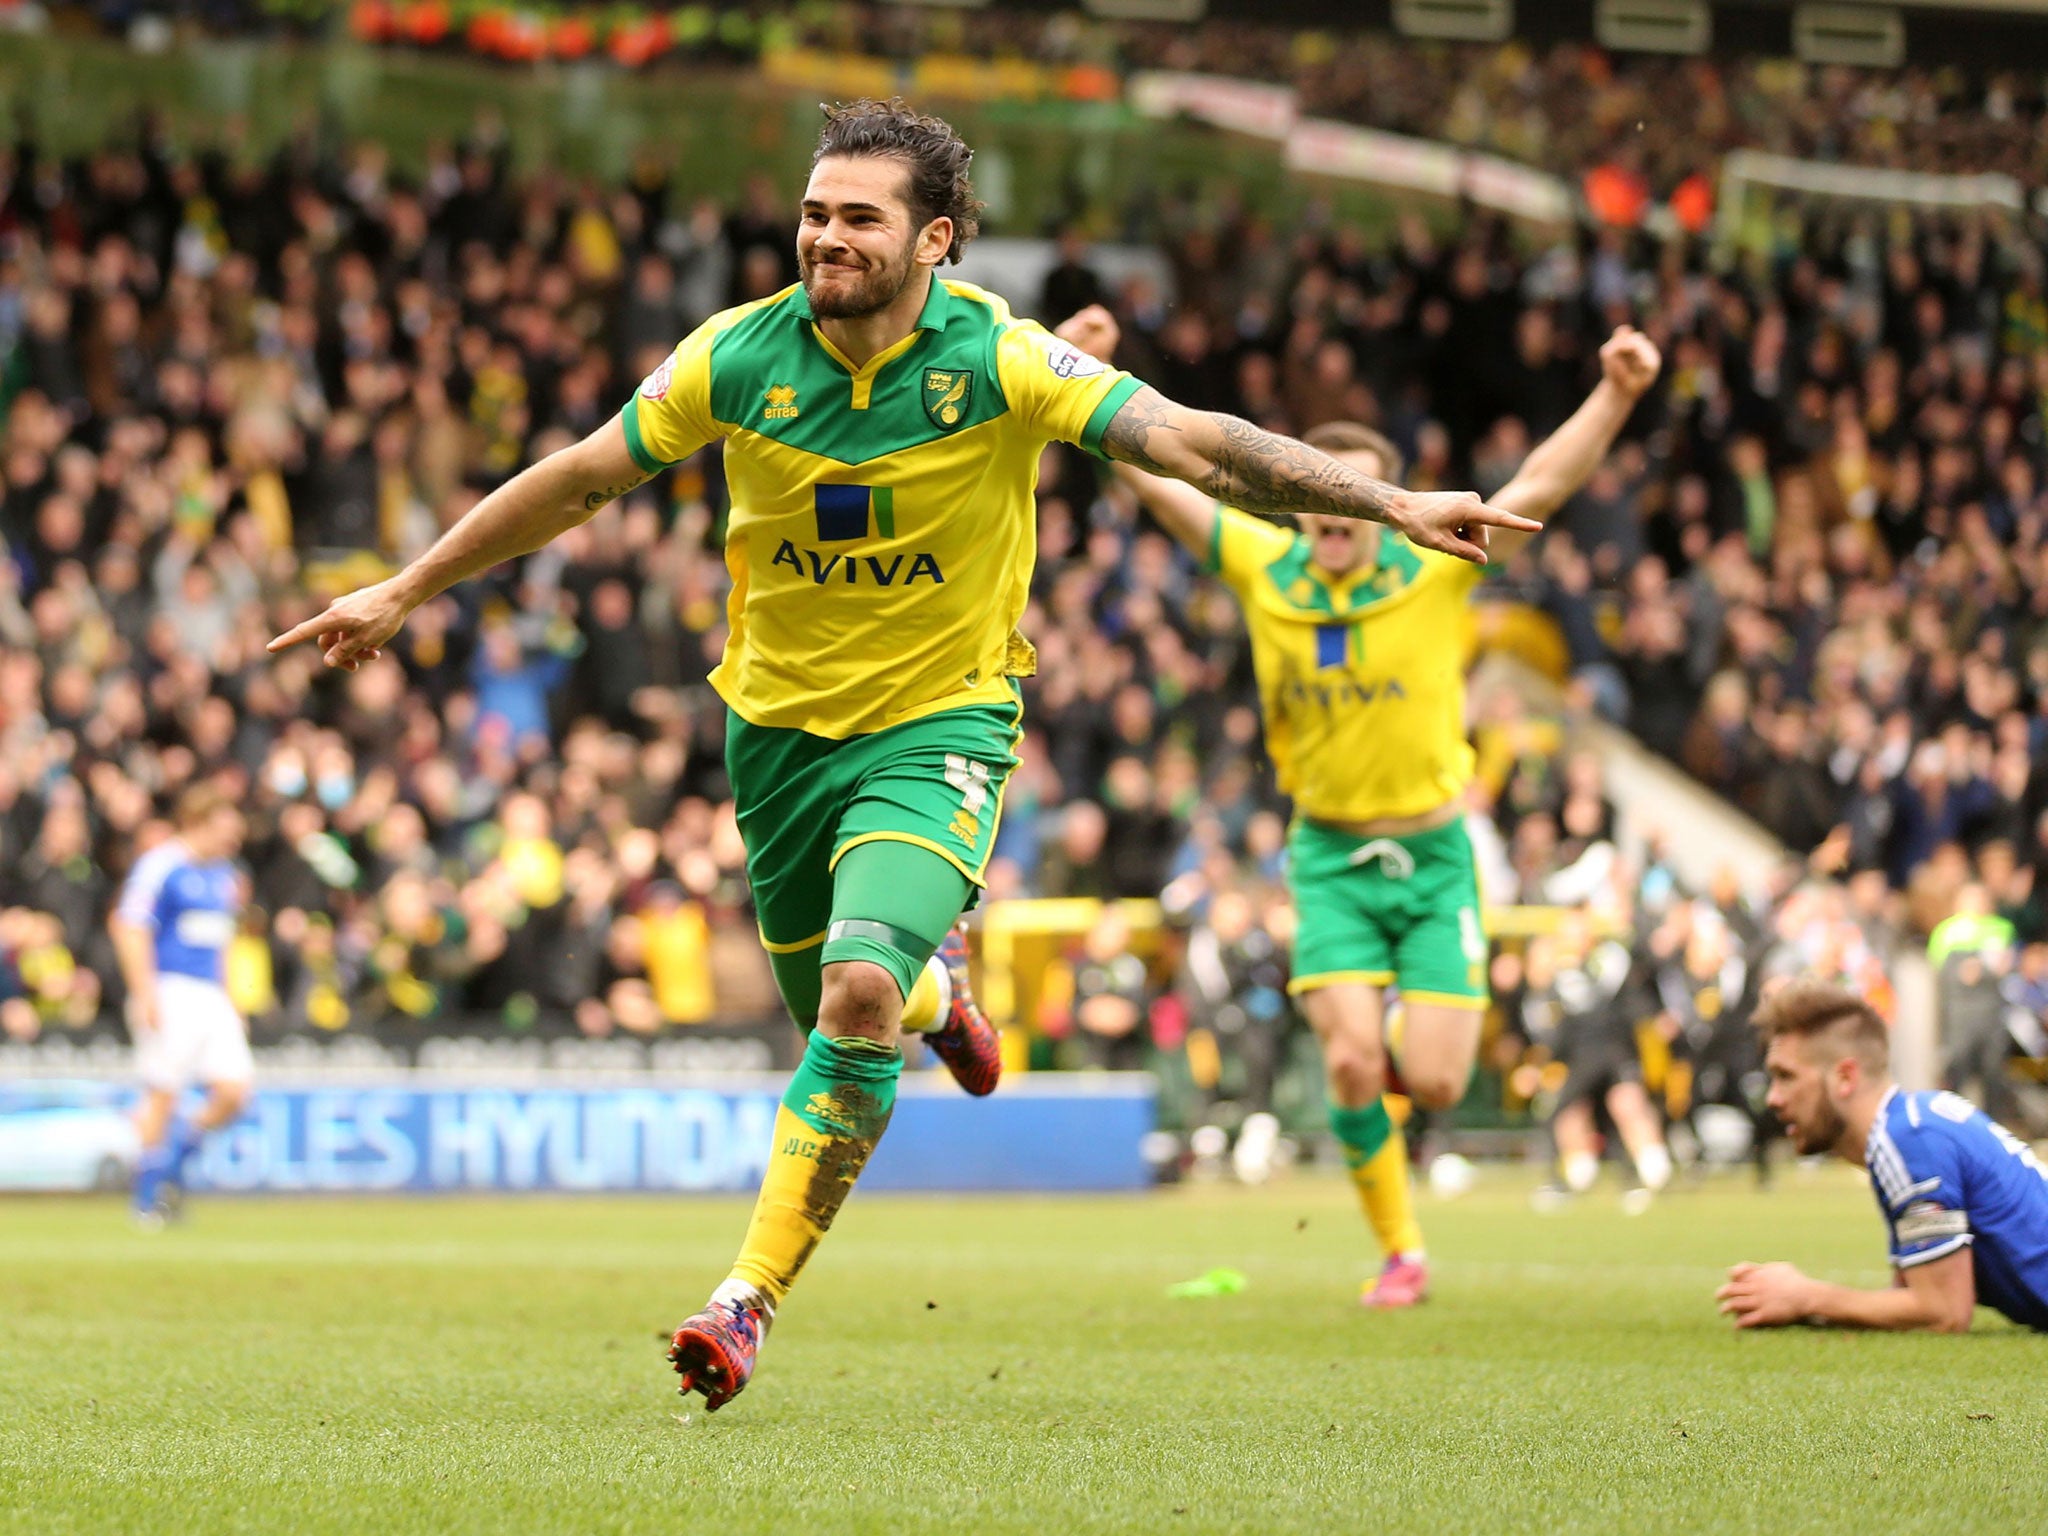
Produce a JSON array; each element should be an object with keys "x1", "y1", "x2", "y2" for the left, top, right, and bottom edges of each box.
[
  {"x1": 782, "y1": 1028, "x2": 902, "y2": 1138},
  {"x1": 1329, "y1": 1099, "x2": 1393, "y2": 1167}
]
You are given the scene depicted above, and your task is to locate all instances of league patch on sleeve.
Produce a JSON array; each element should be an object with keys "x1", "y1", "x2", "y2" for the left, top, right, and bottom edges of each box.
[
  {"x1": 1041, "y1": 336, "x2": 1105, "y2": 380},
  {"x1": 639, "y1": 354, "x2": 677, "y2": 402},
  {"x1": 1895, "y1": 1201, "x2": 1969, "y2": 1246}
]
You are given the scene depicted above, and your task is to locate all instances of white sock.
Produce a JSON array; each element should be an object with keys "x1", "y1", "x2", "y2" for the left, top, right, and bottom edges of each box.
[
  {"x1": 1563, "y1": 1151, "x2": 1599, "y2": 1193},
  {"x1": 710, "y1": 1279, "x2": 773, "y2": 1323},
  {"x1": 1635, "y1": 1143, "x2": 1673, "y2": 1192}
]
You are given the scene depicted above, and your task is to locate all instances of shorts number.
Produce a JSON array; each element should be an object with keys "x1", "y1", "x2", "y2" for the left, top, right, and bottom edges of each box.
[
  {"x1": 1457, "y1": 905, "x2": 1485, "y2": 963},
  {"x1": 944, "y1": 754, "x2": 991, "y2": 815}
]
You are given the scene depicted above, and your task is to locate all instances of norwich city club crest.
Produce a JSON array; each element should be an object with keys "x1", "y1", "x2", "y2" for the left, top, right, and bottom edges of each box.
[{"x1": 923, "y1": 369, "x2": 973, "y2": 430}]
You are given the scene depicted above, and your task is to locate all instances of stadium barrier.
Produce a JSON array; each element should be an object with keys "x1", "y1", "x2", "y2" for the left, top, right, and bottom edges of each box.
[
  {"x1": 1129, "y1": 69, "x2": 1575, "y2": 226},
  {"x1": 5, "y1": 33, "x2": 1573, "y2": 232},
  {"x1": 181, "y1": 1075, "x2": 1156, "y2": 1194},
  {"x1": 0, "y1": 1074, "x2": 1155, "y2": 1194},
  {"x1": 0, "y1": 1021, "x2": 802, "y2": 1079},
  {"x1": 1714, "y1": 147, "x2": 2033, "y2": 265}
]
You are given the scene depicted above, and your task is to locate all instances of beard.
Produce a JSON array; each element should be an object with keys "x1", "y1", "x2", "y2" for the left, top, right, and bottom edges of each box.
[
  {"x1": 801, "y1": 239, "x2": 917, "y2": 320},
  {"x1": 1788, "y1": 1095, "x2": 1848, "y2": 1155}
]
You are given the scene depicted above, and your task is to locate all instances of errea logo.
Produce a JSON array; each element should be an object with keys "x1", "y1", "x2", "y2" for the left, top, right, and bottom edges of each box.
[{"x1": 764, "y1": 384, "x2": 799, "y2": 420}]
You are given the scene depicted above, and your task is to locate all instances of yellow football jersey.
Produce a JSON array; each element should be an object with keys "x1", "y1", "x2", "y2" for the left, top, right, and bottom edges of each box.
[
  {"x1": 1209, "y1": 507, "x2": 1482, "y2": 823},
  {"x1": 622, "y1": 279, "x2": 1141, "y2": 738}
]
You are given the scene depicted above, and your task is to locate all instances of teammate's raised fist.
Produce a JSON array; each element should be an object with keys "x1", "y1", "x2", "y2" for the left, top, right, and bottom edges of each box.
[
  {"x1": 1054, "y1": 304, "x2": 1120, "y2": 367},
  {"x1": 1599, "y1": 326, "x2": 1662, "y2": 398}
]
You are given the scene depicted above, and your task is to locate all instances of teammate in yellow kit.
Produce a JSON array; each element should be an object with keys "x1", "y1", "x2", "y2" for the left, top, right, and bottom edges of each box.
[
  {"x1": 272, "y1": 100, "x2": 1535, "y2": 1409},
  {"x1": 1060, "y1": 308, "x2": 1661, "y2": 1306}
]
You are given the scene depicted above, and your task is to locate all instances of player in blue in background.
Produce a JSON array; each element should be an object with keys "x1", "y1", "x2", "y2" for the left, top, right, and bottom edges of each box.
[
  {"x1": 1718, "y1": 977, "x2": 2048, "y2": 1332},
  {"x1": 109, "y1": 785, "x2": 253, "y2": 1225}
]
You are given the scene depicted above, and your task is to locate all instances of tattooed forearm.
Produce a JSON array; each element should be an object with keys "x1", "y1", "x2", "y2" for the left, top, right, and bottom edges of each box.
[
  {"x1": 582, "y1": 470, "x2": 654, "y2": 513},
  {"x1": 1201, "y1": 417, "x2": 1397, "y2": 523},
  {"x1": 1098, "y1": 389, "x2": 1187, "y2": 477},
  {"x1": 1100, "y1": 390, "x2": 1401, "y2": 524}
]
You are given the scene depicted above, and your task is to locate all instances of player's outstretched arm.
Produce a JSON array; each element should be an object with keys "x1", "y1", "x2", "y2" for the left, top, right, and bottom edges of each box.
[
  {"x1": 1113, "y1": 461, "x2": 1223, "y2": 563},
  {"x1": 1052, "y1": 307, "x2": 1218, "y2": 561},
  {"x1": 1098, "y1": 387, "x2": 1536, "y2": 565},
  {"x1": 1487, "y1": 326, "x2": 1662, "y2": 562},
  {"x1": 267, "y1": 415, "x2": 651, "y2": 671},
  {"x1": 1716, "y1": 1254, "x2": 1975, "y2": 1332}
]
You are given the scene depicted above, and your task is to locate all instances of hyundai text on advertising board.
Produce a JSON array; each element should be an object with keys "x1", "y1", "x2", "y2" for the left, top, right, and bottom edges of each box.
[{"x1": 182, "y1": 1079, "x2": 1154, "y2": 1194}]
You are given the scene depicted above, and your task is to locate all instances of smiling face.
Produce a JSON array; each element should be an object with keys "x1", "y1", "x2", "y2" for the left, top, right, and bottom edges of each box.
[
  {"x1": 797, "y1": 156, "x2": 946, "y2": 322},
  {"x1": 1296, "y1": 447, "x2": 1388, "y2": 577}
]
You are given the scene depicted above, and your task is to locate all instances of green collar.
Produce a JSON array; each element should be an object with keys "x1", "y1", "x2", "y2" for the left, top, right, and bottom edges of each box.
[
  {"x1": 786, "y1": 272, "x2": 954, "y2": 332},
  {"x1": 1265, "y1": 528, "x2": 1424, "y2": 616}
]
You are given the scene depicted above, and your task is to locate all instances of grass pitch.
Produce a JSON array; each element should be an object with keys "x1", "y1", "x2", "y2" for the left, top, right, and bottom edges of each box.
[{"x1": 3, "y1": 1168, "x2": 2042, "y2": 1535}]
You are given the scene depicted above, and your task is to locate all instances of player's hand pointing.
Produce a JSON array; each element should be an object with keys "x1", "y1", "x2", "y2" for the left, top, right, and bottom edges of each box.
[
  {"x1": 1716, "y1": 1261, "x2": 1816, "y2": 1329},
  {"x1": 1387, "y1": 490, "x2": 1542, "y2": 566},
  {"x1": 268, "y1": 576, "x2": 413, "y2": 671},
  {"x1": 1054, "y1": 304, "x2": 1120, "y2": 366},
  {"x1": 1599, "y1": 326, "x2": 1662, "y2": 398}
]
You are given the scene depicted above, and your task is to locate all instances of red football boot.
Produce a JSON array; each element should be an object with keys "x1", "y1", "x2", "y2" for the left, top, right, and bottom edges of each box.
[
  {"x1": 923, "y1": 924, "x2": 1002, "y2": 1097},
  {"x1": 667, "y1": 1299, "x2": 765, "y2": 1412},
  {"x1": 1359, "y1": 1253, "x2": 1430, "y2": 1310}
]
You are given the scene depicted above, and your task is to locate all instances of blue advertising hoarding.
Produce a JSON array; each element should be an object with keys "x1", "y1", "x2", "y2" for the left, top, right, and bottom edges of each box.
[{"x1": 175, "y1": 1077, "x2": 1155, "y2": 1194}]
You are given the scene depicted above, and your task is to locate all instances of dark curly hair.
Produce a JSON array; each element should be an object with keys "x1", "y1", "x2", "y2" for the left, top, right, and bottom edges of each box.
[{"x1": 813, "y1": 98, "x2": 983, "y2": 264}]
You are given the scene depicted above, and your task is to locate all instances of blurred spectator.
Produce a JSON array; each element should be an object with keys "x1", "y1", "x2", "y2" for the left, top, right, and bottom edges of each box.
[
  {"x1": 1039, "y1": 228, "x2": 1106, "y2": 324},
  {"x1": 1179, "y1": 887, "x2": 1292, "y2": 1117},
  {"x1": 1068, "y1": 905, "x2": 1150, "y2": 1071},
  {"x1": 1503, "y1": 914, "x2": 1671, "y2": 1198},
  {"x1": 471, "y1": 619, "x2": 575, "y2": 750},
  {"x1": 1646, "y1": 902, "x2": 1777, "y2": 1183},
  {"x1": 2000, "y1": 941, "x2": 2048, "y2": 1068},
  {"x1": 1932, "y1": 884, "x2": 2021, "y2": 1124}
]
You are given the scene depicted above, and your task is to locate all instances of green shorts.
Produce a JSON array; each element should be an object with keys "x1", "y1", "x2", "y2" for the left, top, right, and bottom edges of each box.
[
  {"x1": 1287, "y1": 816, "x2": 1489, "y2": 1008},
  {"x1": 726, "y1": 692, "x2": 1022, "y2": 1001}
]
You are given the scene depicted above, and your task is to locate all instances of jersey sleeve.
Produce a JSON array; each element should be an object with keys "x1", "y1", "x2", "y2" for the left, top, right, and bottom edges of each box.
[
  {"x1": 1204, "y1": 505, "x2": 1297, "y2": 595},
  {"x1": 619, "y1": 316, "x2": 726, "y2": 473},
  {"x1": 115, "y1": 844, "x2": 176, "y2": 931},
  {"x1": 1872, "y1": 1115, "x2": 1974, "y2": 1269},
  {"x1": 1418, "y1": 544, "x2": 1487, "y2": 596},
  {"x1": 992, "y1": 318, "x2": 1145, "y2": 458}
]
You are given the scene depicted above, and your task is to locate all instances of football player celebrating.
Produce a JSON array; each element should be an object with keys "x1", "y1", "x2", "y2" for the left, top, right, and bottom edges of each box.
[
  {"x1": 1060, "y1": 305, "x2": 1660, "y2": 1305},
  {"x1": 273, "y1": 99, "x2": 1534, "y2": 1407}
]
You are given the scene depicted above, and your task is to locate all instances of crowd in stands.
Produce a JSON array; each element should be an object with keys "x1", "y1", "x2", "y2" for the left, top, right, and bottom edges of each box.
[
  {"x1": 58, "y1": 1, "x2": 2048, "y2": 195},
  {"x1": 0, "y1": 66, "x2": 2044, "y2": 1124},
  {"x1": 795, "y1": 6, "x2": 2048, "y2": 192}
]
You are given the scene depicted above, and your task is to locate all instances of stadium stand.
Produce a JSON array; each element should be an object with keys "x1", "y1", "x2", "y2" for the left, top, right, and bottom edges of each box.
[{"x1": 2, "y1": 8, "x2": 2044, "y2": 1138}]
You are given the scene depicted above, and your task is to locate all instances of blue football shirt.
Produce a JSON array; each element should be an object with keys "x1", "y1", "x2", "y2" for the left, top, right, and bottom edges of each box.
[
  {"x1": 1867, "y1": 1087, "x2": 2048, "y2": 1330},
  {"x1": 116, "y1": 840, "x2": 241, "y2": 985}
]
